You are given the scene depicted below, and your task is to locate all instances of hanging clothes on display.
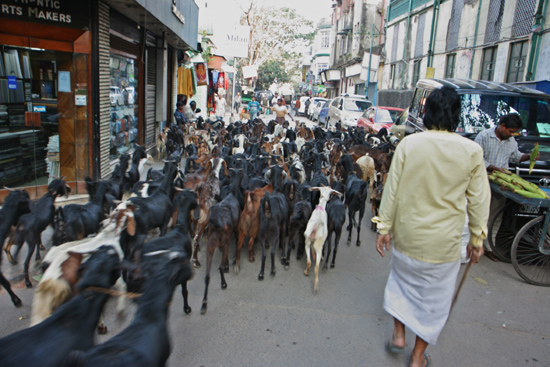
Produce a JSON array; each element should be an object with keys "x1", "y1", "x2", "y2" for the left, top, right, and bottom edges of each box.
[
  {"x1": 211, "y1": 70, "x2": 219, "y2": 86},
  {"x1": 177, "y1": 65, "x2": 195, "y2": 98}
]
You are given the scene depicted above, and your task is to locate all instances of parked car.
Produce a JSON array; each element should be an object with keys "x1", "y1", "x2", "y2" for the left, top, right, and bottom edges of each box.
[
  {"x1": 328, "y1": 94, "x2": 373, "y2": 127},
  {"x1": 307, "y1": 98, "x2": 328, "y2": 120},
  {"x1": 318, "y1": 100, "x2": 331, "y2": 126},
  {"x1": 357, "y1": 106, "x2": 405, "y2": 133},
  {"x1": 393, "y1": 78, "x2": 550, "y2": 182},
  {"x1": 312, "y1": 100, "x2": 328, "y2": 121},
  {"x1": 110, "y1": 86, "x2": 124, "y2": 106}
]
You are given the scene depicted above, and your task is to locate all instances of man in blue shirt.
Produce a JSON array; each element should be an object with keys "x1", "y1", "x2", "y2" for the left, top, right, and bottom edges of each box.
[{"x1": 247, "y1": 96, "x2": 261, "y2": 122}]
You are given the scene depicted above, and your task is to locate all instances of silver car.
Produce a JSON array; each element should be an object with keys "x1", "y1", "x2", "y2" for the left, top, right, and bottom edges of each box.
[{"x1": 327, "y1": 94, "x2": 373, "y2": 127}]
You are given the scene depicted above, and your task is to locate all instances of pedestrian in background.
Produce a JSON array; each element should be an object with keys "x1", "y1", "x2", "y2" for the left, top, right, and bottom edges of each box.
[
  {"x1": 294, "y1": 97, "x2": 301, "y2": 117},
  {"x1": 234, "y1": 92, "x2": 241, "y2": 112},
  {"x1": 247, "y1": 96, "x2": 261, "y2": 122},
  {"x1": 274, "y1": 98, "x2": 293, "y2": 125},
  {"x1": 174, "y1": 101, "x2": 187, "y2": 125},
  {"x1": 214, "y1": 93, "x2": 226, "y2": 120},
  {"x1": 474, "y1": 113, "x2": 538, "y2": 262},
  {"x1": 373, "y1": 86, "x2": 490, "y2": 367}
]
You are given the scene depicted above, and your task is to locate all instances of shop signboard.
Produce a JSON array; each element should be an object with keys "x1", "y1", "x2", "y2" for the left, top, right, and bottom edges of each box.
[{"x1": 0, "y1": 0, "x2": 90, "y2": 29}]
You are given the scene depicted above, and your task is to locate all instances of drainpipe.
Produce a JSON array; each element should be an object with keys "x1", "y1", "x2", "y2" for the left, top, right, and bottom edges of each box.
[
  {"x1": 468, "y1": 0, "x2": 483, "y2": 79},
  {"x1": 400, "y1": 0, "x2": 414, "y2": 89},
  {"x1": 526, "y1": 0, "x2": 547, "y2": 81},
  {"x1": 427, "y1": 0, "x2": 441, "y2": 67}
]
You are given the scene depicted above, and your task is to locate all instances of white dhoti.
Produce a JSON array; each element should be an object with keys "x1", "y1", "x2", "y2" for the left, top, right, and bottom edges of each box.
[{"x1": 383, "y1": 248, "x2": 460, "y2": 345}]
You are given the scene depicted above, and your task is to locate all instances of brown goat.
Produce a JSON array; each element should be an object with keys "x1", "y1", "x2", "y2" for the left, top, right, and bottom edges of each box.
[{"x1": 234, "y1": 184, "x2": 273, "y2": 274}]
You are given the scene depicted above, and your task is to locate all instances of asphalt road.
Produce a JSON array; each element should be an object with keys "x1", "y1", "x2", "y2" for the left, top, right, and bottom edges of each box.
[{"x1": 1, "y1": 114, "x2": 550, "y2": 366}]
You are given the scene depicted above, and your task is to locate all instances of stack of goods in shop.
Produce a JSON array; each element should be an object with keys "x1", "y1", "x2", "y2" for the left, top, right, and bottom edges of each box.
[{"x1": 110, "y1": 55, "x2": 138, "y2": 159}]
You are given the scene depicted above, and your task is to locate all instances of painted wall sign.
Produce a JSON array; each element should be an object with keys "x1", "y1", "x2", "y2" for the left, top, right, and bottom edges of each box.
[
  {"x1": 172, "y1": 0, "x2": 185, "y2": 24},
  {"x1": 0, "y1": 0, "x2": 90, "y2": 29}
]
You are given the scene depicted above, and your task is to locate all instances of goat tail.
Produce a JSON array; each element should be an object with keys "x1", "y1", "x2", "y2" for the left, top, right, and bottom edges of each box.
[
  {"x1": 62, "y1": 350, "x2": 87, "y2": 367},
  {"x1": 30, "y1": 278, "x2": 71, "y2": 326}
]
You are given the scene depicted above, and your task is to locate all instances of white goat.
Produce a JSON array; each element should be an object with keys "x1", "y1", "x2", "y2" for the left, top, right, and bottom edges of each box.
[
  {"x1": 232, "y1": 134, "x2": 247, "y2": 155},
  {"x1": 138, "y1": 154, "x2": 154, "y2": 182},
  {"x1": 303, "y1": 187, "x2": 343, "y2": 294},
  {"x1": 30, "y1": 202, "x2": 136, "y2": 329},
  {"x1": 356, "y1": 154, "x2": 376, "y2": 199}
]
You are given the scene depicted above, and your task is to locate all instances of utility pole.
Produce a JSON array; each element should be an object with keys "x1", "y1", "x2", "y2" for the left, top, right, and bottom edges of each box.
[{"x1": 366, "y1": 23, "x2": 374, "y2": 100}]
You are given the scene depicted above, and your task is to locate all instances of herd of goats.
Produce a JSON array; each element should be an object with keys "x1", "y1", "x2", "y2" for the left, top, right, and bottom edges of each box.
[{"x1": 0, "y1": 116, "x2": 398, "y2": 366}]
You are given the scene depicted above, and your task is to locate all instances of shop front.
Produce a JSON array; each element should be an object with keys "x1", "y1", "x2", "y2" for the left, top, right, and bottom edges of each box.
[{"x1": 0, "y1": 0, "x2": 93, "y2": 199}]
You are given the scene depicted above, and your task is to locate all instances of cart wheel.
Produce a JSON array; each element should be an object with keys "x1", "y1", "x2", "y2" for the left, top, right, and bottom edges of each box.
[
  {"x1": 511, "y1": 216, "x2": 550, "y2": 286},
  {"x1": 488, "y1": 202, "x2": 531, "y2": 263}
]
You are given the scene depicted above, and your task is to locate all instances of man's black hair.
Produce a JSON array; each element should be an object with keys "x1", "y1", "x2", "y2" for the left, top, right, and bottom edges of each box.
[
  {"x1": 499, "y1": 113, "x2": 523, "y2": 129},
  {"x1": 190, "y1": 100, "x2": 197, "y2": 109},
  {"x1": 423, "y1": 86, "x2": 461, "y2": 132},
  {"x1": 176, "y1": 101, "x2": 185, "y2": 108}
]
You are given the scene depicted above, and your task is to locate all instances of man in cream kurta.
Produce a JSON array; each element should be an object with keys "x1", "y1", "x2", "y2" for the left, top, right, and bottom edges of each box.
[{"x1": 373, "y1": 86, "x2": 490, "y2": 367}]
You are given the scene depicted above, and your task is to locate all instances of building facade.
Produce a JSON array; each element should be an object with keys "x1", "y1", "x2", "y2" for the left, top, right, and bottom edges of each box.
[
  {"x1": 321, "y1": 0, "x2": 385, "y2": 101},
  {"x1": 0, "y1": 0, "x2": 198, "y2": 200},
  {"x1": 379, "y1": 0, "x2": 550, "y2": 107}
]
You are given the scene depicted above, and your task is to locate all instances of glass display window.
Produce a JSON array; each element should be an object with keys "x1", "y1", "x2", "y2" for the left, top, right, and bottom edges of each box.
[
  {"x1": 0, "y1": 46, "x2": 66, "y2": 187},
  {"x1": 110, "y1": 54, "x2": 138, "y2": 160}
]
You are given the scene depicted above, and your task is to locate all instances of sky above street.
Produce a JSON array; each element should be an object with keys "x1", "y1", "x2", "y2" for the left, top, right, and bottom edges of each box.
[{"x1": 197, "y1": 0, "x2": 334, "y2": 29}]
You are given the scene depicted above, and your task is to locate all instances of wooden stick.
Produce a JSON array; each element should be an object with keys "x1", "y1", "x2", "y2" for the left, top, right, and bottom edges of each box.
[{"x1": 450, "y1": 261, "x2": 472, "y2": 314}]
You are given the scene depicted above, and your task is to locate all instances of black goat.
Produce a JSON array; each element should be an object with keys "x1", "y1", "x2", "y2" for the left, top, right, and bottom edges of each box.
[
  {"x1": 51, "y1": 180, "x2": 111, "y2": 248},
  {"x1": 285, "y1": 200, "x2": 312, "y2": 265},
  {"x1": 126, "y1": 145, "x2": 148, "y2": 190},
  {"x1": 201, "y1": 191, "x2": 240, "y2": 314},
  {"x1": 0, "y1": 245, "x2": 121, "y2": 367},
  {"x1": 258, "y1": 166, "x2": 288, "y2": 280},
  {"x1": 6, "y1": 179, "x2": 70, "y2": 288},
  {"x1": 62, "y1": 249, "x2": 193, "y2": 367},
  {"x1": 122, "y1": 162, "x2": 177, "y2": 257},
  {"x1": 130, "y1": 189, "x2": 197, "y2": 315},
  {"x1": 107, "y1": 154, "x2": 131, "y2": 200},
  {"x1": 324, "y1": 191, "x2": 346, "y2": 269},
  {"x1": 345, "y1": 172, "x2": 368, "y2": 247},
  {"x1": 0, "y1": 189, "x2": 30, "y2": 307}
]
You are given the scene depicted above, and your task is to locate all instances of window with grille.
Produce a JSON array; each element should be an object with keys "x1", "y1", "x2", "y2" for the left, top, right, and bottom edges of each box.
[
  {"x1": 447, "y1": 0, "x2": 464, "y2": 51},
  {"x1": 321, "y1": 31, "x2": 330, "y2": 48},
  {"x1": 506, "y1": 41, "x2": 528, "y2": 83},
  {"x1": 445, "y1": 54, "x2": 456, "y2": 78},
  {"x1": 391, "y1": 23, "x2": 400, "y2": 63},
  {"x1": 480, "y1": 47, "x2": 497, "y2": 81},
  {"x1": 414, "y1": 13, "x2": 426, "y2": 58},
  {"x1": 412, "y1": 60, "x2": 422, "y2": 87},
  {"x1": 512, "y1": 0, "x2": 537, "y2": 37},
  {"x1": 485, "y1": 0, "x2": 505, "y2": 44}
]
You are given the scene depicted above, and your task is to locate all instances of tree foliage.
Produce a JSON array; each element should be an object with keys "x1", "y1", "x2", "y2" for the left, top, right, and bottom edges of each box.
[
  {"x1": 236, "y1": 0, "x2": 315, "y2": 88},
  {"x1": 255, "y1": 59, "x2": 292, "y2": 90}
]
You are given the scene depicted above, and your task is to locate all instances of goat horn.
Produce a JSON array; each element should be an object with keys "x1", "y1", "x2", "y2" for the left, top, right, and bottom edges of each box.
[
  {"x1": 3, "y1": 186, "x2": 16, "y2": 191},
  {"x1": 144, "y1": 250, "x2": 171, "y2": 257},
  {"x1": 175, "y1": 187, "x2": 185, "y2": 191}
]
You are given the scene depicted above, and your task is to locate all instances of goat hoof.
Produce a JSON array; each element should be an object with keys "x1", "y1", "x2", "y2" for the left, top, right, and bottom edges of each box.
[
  {"x1": 356, "y1": 242, "x2": 361, "y2": 247},
  {"x1": 39, "y1": 244, "x2": 45, "y2": 251},
  {"x1": 200, "y1": 303, "x2": 207, "y2": 315},
  {"x1": 258, "y1": 274, "x2": 264, "y2": 281},
  {"x1": 12, "y1": 298, "x2": 22, "y2": 308},
  {"x1": 97, "y1": 325, "x2": 108, "y2": 335},
  {"x1": 270, "y1": 270, "x2": 276, "y2": 277},
  {"x1": 330, "y1": 263, "x2": 335, "y2": 269},
  {"x1": 347, "y1": 240, "x2": 351, "y2": 246},
  {"x1": 25, "y1": 281, "x2": 33, "y2": 289},
  {"x1": 221, "y1": 282, "x2": 227, "y2": 289},
  {"x1": 280, "y1": 258, "x2": 286, "y2": 266},
  {"x1": 265, "y1": 244, "x2": 270, "y2": 249},
  {"x1": 192, "y1": 260, "x2": 201, "y2": 268},
  {"x1": 304, "y1": 270, "x2": 309, "y2": 276},
  {"x1": 284, "y1": 265, "x2": 289, "y2": 270},
  {"x1": 249, "y1": 257, "x2": 255, "y2": 263},
  {"x1": 223, "y1": 266, "x2": 229, "y2": 273},
  {"x1": 184, "y1": 306, "x2": 192, "y2": 314}
]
